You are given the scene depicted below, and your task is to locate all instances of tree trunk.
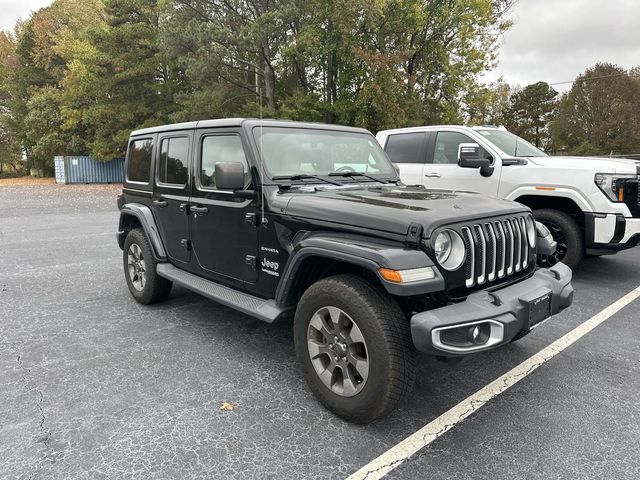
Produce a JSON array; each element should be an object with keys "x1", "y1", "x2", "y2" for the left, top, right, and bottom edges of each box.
[
  {"x1": 259, "y1": 40, "x2": 276, "y2": 112},
  {"x1": 325, "y1": 50, "x2": 338, "y2": 123}
]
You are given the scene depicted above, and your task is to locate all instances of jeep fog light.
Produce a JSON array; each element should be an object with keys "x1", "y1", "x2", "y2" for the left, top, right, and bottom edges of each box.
[
  {"x1": 469, "y1": 324, "x2": 491, "y2": 345},
  {"x1": 379, "y1": 266, "x2": 436, "y2": 283}
]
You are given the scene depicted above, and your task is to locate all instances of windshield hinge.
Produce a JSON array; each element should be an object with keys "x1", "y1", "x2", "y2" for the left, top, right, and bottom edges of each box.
[{"x1": 405, "y1": 223, "x2": 423, "y2": 246}]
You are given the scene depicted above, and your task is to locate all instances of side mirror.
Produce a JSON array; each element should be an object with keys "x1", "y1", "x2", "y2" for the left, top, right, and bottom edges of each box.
[
  {"x1": 215, "y1": 162, "x2": 245, "y2": 190},
  {"x1": 458, "y1": 143, "x2": 491, "y2": 169}
]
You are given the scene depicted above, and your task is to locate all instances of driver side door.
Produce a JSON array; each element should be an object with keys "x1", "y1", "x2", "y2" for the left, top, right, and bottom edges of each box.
[
  {"x1": 424, "y1": 130, "x2": 502, "y2": 196},
  {"x1": 189, "y1": 129, "x2": 259, "y2": 286}
]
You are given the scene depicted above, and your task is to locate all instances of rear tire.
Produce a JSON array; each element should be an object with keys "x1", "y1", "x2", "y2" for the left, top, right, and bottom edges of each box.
[
  {"x1": 123, "y1": 228, "x2": 172, "y2": 305},
  {"x1": 533, "y1": 209, "x2": 583, "y2": 269},
  {"x1": 294, "y1": 274, "x2": 416, "y2": 423}
]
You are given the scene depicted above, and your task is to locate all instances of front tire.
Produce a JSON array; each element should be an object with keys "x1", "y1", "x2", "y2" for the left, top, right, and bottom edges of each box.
[
  {"x1": 123, "y1": 228, "x2": 172, "y2": 305},
  {"x1": 294, "y1": 275, "x2": 416, "y2": 423},
  {"x1": 533, "y1": 209, "x2": 583, "y2": 269}
]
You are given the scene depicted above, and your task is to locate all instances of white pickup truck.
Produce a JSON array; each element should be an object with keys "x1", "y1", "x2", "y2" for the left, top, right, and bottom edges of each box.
[{"x1": 376, "y1": 125, "x2": 640, "y2": 268}]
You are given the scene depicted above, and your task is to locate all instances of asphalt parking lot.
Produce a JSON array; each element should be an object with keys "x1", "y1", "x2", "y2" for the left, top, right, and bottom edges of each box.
[{"x1": 1, "y1": 183, "x2": 639, "y2": 480}]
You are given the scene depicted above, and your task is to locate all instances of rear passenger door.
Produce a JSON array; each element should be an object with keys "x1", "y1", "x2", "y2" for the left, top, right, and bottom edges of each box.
[
  {"x1": 152, "y1": 132, "x2": 192, "y2": 264},
  {"x1": 382, "y1": 132, "x2": 428, "y2": 185}
]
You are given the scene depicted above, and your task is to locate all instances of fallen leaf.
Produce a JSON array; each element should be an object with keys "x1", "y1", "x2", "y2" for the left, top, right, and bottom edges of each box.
[{"x1": 219, "y1": 402, "x2": 234, "y2": 412}]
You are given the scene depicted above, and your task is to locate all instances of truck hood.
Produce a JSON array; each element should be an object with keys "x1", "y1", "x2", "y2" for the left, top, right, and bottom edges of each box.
[
  {"x1": 527, "y1": 156, "x2": 640, "y2": 174},
  {"x1": 277, "y1": 185, "x2": 528, "y2": 238}
]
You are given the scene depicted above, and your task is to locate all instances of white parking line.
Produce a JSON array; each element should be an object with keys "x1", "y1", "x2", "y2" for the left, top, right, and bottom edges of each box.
[{"x1": 347, "y1": 285, "x2": 640, "y2": 480}]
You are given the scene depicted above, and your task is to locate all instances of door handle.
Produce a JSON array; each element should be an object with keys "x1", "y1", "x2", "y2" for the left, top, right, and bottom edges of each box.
[
  {"x1": 153, "y1": 200, "x2": 168, "y2": 207},
  {"x1": 191, "y1": 206, "x2": 209, "y2": 216},
  {"x1": 425, "y1": 172, "x2": 441, "y2": 178}
]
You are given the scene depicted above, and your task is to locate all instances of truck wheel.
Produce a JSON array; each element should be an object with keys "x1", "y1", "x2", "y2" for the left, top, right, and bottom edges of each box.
[
  {"x1": 123, "y1": 228, "x2": 172, "y2": 305},
  {"x1": 294, "y1": 274, "x2": 416, "y2": 423},
  {"x1": 533, "y1": 209, "x2": 583, "y2": 269}
]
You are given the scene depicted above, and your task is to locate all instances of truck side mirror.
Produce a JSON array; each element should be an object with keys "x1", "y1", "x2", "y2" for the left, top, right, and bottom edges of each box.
[
  {"x1": 458, "y1": 143, "x2": 491, "y2": 169},
  {"x1": 215, "y1": 162, "x2": 245, "y2": 190}
]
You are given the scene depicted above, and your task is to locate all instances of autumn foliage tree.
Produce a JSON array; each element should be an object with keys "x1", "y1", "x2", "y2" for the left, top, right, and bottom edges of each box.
[
  {"x1": 551, "y1": 63, "x2": 640, "y2": 155},
  {"x1": 2, "y1": 0, "x2": 517, "y2": 165}
]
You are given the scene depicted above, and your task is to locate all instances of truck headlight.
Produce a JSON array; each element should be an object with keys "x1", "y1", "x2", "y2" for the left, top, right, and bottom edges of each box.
[
  {"x1": 594, "y1": 173, "x2": 636, "y2": 202},
  {"x1": 434, "y1": 230, "x2": 465, "y2": 271}
]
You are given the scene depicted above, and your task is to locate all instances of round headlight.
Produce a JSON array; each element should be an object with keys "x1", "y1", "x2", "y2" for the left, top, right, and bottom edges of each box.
[
  {"x1": 434, "y1": 230, "x2": 466, "y2": 271},
  {"x1": 526, "y1": 217, "x2": 536, "y2": 247}
]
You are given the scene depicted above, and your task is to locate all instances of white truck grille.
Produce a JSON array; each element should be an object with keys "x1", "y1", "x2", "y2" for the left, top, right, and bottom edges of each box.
[{"x1": 460, "y1": 216, "x2": 531, "y2": 288}]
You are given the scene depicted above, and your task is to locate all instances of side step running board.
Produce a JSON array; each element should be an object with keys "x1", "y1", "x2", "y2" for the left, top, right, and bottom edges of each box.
[{"x1": 156, "y1": 263, "x2": 288, "y2": 323}]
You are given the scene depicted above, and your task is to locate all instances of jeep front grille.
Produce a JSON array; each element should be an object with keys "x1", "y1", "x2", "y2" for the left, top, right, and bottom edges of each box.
[{"x1": 460, "y1": 216, "x2": 531, "y2": 288}]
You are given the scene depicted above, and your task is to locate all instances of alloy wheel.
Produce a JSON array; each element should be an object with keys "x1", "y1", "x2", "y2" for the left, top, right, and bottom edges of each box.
[
  {"x1": 127, "y1": 243, "x2": 147, "y2": 291},
  {"x1": 306, "y1": 306, "x2": 369, "y2": 397}
]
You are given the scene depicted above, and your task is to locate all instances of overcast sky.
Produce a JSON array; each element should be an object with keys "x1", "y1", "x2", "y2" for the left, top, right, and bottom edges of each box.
[
  {"x1": 3, "y1": 0, "x2": 639, "y2": 93},
  {"x1": 483, "y1": 0, "x2": 640, "y2": 91}
]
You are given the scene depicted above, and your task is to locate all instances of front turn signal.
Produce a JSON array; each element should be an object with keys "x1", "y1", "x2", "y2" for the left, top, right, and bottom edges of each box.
[{"x1": 378, "y1": 267, "x2": 436, "y2": 284}]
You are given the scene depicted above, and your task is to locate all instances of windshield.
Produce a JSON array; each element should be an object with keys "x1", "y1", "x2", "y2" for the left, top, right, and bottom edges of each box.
[
  {"x1": 476, "y1": 129, "x2": 548, "y2": 157},
  {"x1": 252, "y1": 127, "x2": 396, "y2": 180}
]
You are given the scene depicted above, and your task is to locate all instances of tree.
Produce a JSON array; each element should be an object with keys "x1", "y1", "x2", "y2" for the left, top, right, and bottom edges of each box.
[
  {"x1": 551, "y1": 63, "x2": 640, "y2": 155},
  {"x1": 63, "y1": 0, "x2": 184, "y2": 159},
  {"x1": 505, "y1": 81, "x2": 557, "y2": 148},
  {"x1": 0, "y1": 32, "x2": 23, "y2": 174},
  {"x1": 0, "y1": 0, "x2": 519, "y2": 167},
  {"x1": 464, "y1": 77, "x2": 512, "y2": 126},
  {"x1": 2, "y1": 1, "x2": 106, "y2": 172}
]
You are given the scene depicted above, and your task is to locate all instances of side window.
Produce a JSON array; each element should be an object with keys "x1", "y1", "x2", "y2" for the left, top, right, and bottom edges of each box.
[
  {"x1": 200, "y1": 135, "x2": 250, "y2": 189},
  {"x1": 433, "y1": 132, "x2": 488, "y2": 165},
  {"x1": 127, "y1": 138, "x2": 153, "y2": 183},
  {"x1": 384, "y1": 133, "x2": 427, "y2": 164},
  {"x1": 158, "y1": 137, "x2": 189, "y2": 186}
]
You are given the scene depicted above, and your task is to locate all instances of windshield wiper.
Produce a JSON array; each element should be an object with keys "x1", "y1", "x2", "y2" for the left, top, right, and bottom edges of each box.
[
  {"x1": 272, "y1": 174, "x2": 343, "y2": 186},
  {"x1": 328, "y1": 171, "x2": 390, "y2": 184}
]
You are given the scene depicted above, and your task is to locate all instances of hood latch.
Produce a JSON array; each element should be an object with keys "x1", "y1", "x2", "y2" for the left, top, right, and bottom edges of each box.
[{"x1": 405, "y1": 222, "x2": 423, "y2": 246}]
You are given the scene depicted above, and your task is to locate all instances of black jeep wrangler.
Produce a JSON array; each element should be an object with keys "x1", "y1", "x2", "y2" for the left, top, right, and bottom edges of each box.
[{"x1": 116, "y1": 119, "x2": 574, "y2": 423}]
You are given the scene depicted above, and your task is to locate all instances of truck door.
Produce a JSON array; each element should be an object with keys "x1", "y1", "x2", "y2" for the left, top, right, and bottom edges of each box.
[
  {"x1": 424, "y1": 130, "x2": 502, "y2": 196},
  {"x1": 151, "y1": 133, "x2": 192, "y2": 264},
  {"x1": 382, "y1": 131, "x2": 429, "y2": 185},
  {"x1": 189, "y1": 129, "x2": 259, "y2": 285}
]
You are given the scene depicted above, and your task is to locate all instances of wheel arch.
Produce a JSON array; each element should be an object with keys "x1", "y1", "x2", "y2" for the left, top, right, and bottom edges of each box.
[
  {"x1": 117, "y1": 203, "x2": 167, "y2": 260},
  {"x1": 275, "y1": 233, "x2": 444, "y2": 307},
  {"x1": 514, "y1": 195, "x2": 585, "y2": 226}
]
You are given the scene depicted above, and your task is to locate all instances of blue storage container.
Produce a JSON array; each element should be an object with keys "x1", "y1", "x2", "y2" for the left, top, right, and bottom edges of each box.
[{"x1": 53, "y1": 156, "x2": 124, "y2": 184}]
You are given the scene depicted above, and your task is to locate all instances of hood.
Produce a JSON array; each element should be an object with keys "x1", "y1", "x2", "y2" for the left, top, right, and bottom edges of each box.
[
  {"x1": 277, "y1": 185, "x2": 528, "y2": 238},
  {"x1": 527, "y1": 156, "x2": 640, "y2": 174}
]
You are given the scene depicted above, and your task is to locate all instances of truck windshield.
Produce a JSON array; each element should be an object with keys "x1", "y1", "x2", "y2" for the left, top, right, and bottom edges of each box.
[
  {"x1": 476, "y1": 129, "x2": 548, "y2": 157},
  {"x1": 252, "y1": 127, "x2": 397, "y2": 180}
]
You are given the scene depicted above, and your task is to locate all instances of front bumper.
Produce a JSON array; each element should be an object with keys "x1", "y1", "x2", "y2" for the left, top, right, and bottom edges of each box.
[
  {"x1": 585, "y1": 213, "x2": 640, "y2": 254},
  {"x1": 410, "y1": 263, "x2": 574, "y2": 355}
]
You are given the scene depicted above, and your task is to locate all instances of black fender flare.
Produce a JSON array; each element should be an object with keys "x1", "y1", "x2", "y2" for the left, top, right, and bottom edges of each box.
[
  {"x1": 117, "y1": 203, "x2": 167, "y2": 260},
  {"x1": 274, "y1": 232, "x2": 444, "y2": 306}
]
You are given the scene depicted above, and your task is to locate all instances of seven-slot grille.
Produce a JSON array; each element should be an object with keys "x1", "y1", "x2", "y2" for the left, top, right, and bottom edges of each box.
[{"x1": 460, "y1": 216, "x2": 532, "y2": 288}]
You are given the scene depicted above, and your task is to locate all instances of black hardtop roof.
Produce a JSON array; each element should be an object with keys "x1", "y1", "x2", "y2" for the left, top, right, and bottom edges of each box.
[{"x1": 130, "y1": 118, "x2": 372, "y2": 137}]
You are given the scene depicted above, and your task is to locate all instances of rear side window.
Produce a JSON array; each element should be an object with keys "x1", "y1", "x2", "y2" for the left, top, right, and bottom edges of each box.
[
  {"x1": 127, "y1": 138, "x2": 153, "y2": 183},
  {"x1": 158, "y1": 137, "x2": 189, "y2": 186},
  {"x1": 200, "y1": 135, "x2": 250, "y2": 189},
  {"x1": 384, "y1": 133, "x2": 427, "y2": 164}
]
